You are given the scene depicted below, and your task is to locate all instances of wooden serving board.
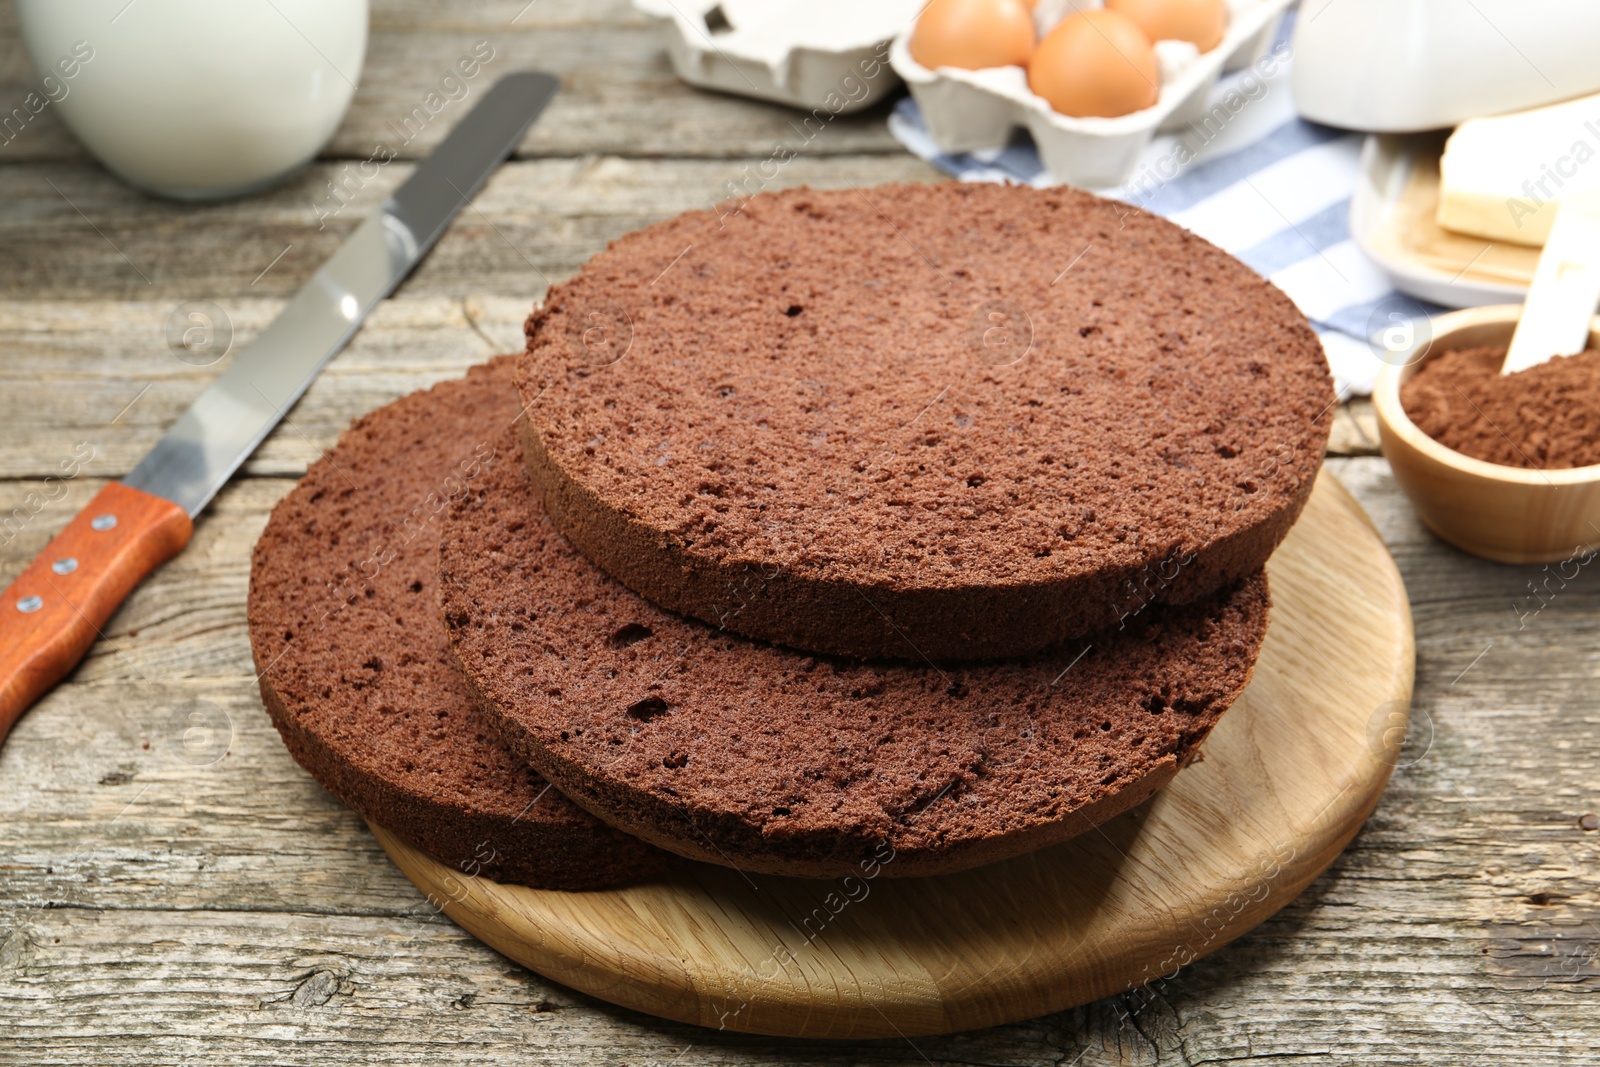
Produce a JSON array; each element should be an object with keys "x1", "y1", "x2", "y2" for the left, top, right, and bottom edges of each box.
[{"x1": 371, "y1": 469, "x2": 1414, "y2": 1039}]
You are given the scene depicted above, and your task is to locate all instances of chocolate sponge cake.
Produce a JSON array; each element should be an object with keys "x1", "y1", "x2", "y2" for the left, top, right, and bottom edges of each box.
[
  {"x1": 516, "y1": 182, "x2": 1332, "y2": 662},
  {"x1": 439, "y1": 432, "x2": 1271, "y2": 879},
  {"x1": 248, "y1": 359, "x2": 671, "y2": 890}
]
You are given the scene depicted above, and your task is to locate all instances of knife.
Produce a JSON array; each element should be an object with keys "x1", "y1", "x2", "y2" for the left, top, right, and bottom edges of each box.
[{"x1": 0, "y1": 71, "x2": 559, "y2": 749}]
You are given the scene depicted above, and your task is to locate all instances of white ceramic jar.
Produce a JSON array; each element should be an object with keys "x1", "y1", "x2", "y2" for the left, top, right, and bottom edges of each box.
[
  {"x1": 1293, "y1": 0, "x2": 1600, "y2": 132},
  {"x1": 16, "y1": 0, "x2": 368, "y2": 199}
]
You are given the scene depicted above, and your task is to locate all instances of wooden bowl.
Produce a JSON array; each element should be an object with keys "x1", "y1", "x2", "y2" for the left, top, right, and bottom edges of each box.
[{"x1": 1372, "y1": 304, "x2": 1600, "y2": 563}]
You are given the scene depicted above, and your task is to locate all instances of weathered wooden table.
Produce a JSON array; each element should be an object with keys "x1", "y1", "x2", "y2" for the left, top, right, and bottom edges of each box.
[{"x1": 1, "y1": 2, "x2": 1595, "y2": 1063}]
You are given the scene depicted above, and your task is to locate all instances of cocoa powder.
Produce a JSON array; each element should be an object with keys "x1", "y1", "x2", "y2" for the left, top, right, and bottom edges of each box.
[{"x1": 1401, "y1": 346, "x2": 1600, "y2": 469}]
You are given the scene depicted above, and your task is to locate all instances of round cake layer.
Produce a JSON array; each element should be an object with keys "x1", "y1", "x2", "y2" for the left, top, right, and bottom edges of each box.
[
  {"x1": 247, "y1": 359, "x2": 671, "y2": 890},
  {"x1": 517, "y1": 181, "x2": 1331, "y2": 661},
  {"x1": 439, "y1": 433, "x2": 1272, "y2": 879}
]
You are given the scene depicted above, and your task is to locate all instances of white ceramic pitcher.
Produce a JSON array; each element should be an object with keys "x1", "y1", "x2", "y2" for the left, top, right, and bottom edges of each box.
[{"x1": 15, "y1": 0, "x2": 368, "y2": 199}]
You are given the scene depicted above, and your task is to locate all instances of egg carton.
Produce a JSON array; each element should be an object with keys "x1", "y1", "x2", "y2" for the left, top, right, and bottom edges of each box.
[
  {"x1": 891, "y1": 0, "x2": 1293, "y2": 187},
  {"x1": 632, "y1": 0, "x2": 923, "y2": 114}
]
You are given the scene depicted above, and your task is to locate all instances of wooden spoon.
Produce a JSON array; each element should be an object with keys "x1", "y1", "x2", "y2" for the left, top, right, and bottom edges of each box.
[{"x1": 1503, "y1": 187, "x2": 1600, "y2": 374}]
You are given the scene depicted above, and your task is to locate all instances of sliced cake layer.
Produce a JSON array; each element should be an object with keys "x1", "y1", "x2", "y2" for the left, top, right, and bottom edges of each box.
[
  {"x1": 440, "y1": 432, "x2": 1271, "y2": 879},
  {"x1": 248, "y1": 359, "x2": 672, "y2": 890},
  {"x1": 517, "y1": 181, "x2": 1330, "y2": 661}
]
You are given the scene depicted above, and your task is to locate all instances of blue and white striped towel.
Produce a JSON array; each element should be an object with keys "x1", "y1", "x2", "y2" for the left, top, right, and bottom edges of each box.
[{"x1": 887, "y1": 13, "x2": 1428, "y2": 398}]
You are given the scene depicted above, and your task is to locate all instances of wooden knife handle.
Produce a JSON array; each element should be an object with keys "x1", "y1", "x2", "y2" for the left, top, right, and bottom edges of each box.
[{"x1": 0, "y1": 482, "x2": 192, "y2": 747}]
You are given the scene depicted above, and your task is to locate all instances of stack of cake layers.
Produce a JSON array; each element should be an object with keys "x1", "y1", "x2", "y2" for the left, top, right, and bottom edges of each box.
[{"x1": 248, "y1": 182, "x2": 1335, "y2": 889}]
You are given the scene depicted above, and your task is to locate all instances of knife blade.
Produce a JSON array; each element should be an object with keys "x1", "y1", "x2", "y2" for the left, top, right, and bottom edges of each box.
[{"x1": 0, "y1": 71, "x2": 559, "y2": 748}]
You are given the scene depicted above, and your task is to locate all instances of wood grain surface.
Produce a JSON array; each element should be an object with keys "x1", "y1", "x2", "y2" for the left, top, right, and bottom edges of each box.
[
  {"x1": 1, "y1": 0, "x2": 1597, "y2": 1064},
  {"x1": 371, "y1": 472, "x2": 1412, "y2": 1039}
]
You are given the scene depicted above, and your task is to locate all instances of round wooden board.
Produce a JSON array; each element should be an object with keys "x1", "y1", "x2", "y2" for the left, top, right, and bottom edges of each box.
[{"x1": 371, "y1": 470, "x2": 1414, "y2": 1039}]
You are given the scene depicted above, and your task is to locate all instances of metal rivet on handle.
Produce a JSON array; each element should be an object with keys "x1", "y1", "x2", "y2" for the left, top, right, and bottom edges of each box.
[
  {"x1": 52, "y1": 558, "x2": 78, "y2": 575},
  {"x1": 17, "y1": 595, "x2": 43, "y2": 613},
  {"x1": 91, "y1": 514, "x2": 117, "y2": 531}
]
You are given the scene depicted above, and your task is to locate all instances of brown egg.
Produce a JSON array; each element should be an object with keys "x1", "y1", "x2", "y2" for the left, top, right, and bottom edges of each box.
[
  {"x1": 1028, "y1": 10, "x2": 1160, "y2": 119},
  {"x1": 1106, "y1": 0, "x2": 1229, "y2": 52},
  {"x1": 909, "y1": 0, "x2": 1036, "y2": 71}
]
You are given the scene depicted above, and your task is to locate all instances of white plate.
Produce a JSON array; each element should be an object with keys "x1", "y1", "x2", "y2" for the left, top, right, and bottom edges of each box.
[{"x1": 1351, "y1": 134, "x2": 1532, "y2": 310}]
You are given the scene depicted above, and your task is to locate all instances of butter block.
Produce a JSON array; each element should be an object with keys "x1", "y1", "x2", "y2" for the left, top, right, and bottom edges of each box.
[{"x1": 1437, "y1": 92, "x2": 1600, "y2": 247}]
